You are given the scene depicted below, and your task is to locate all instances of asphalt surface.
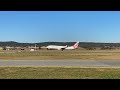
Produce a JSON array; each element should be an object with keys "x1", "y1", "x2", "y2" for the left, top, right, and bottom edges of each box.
[{"x1": 0, "y1": 60, "x2": 120, "y2": 67}]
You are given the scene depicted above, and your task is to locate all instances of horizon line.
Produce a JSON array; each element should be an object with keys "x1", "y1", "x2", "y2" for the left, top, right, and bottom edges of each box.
[{"x1": 0, "y1": 41, "x2": 120, "y2": 43}]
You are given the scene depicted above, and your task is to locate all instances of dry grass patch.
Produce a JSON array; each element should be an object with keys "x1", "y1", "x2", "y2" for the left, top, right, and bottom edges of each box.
[{"x1": 0, "y1": 49, "x2": 120, "y2": 60}]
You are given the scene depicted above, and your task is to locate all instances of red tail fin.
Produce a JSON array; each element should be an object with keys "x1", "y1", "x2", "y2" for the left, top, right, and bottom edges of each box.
[{"x1": 73, "y1": 41, "x2": 79, "y2": 49}]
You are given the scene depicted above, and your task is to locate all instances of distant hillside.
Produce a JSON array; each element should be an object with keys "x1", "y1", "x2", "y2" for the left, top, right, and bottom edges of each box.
[
  {"x1": 0, "y1": 41, "x2": 120, "y2": 49},
  {"x1": 0, "y1": 41, "x2": 76, "y2": 47}
]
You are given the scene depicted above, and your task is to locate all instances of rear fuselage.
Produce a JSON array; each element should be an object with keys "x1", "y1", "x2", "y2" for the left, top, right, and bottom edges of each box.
[
  {"x1": 46, "y1": 45, "x2": 67, "y2": 50},
  {"x1": 65, "y1": 46, "x2": 75, "y2": 50}
]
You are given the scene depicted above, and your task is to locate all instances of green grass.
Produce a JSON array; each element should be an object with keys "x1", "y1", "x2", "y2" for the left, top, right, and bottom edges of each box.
[{"x1": 0, "y1": 67, "x2": 120, "y2": 79}]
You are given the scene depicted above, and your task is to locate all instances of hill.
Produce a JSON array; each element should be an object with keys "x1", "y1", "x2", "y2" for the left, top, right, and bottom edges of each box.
[{"x1": 0, "y1": 41, "x2": 120, "y2": 49}]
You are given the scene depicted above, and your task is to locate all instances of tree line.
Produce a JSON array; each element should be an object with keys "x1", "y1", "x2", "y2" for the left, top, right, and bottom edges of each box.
[{"x1": 0, "y1": 41, "x2": 120, "y2": 49}]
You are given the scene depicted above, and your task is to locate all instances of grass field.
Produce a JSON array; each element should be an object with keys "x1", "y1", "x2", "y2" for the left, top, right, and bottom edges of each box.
[
  {"x1": 1, "y1": 50, "x2": 120, "y2": 79},
  {"x1": 0, "y1": 67, "x2": 120, "y2": 79},
  {"x1": 0, "y1": 49, "x2": 120, "y2": 60}
]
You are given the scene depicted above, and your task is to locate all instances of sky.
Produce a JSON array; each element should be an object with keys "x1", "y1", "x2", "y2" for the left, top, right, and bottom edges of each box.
[{"x1": 0, "y1": 11, "x2": 120, "y2": 43}]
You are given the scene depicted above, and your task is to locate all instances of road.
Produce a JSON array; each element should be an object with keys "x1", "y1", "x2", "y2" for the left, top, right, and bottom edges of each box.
[{"x1": 0, "y1": 60, "x2": 120, "y2": 67}]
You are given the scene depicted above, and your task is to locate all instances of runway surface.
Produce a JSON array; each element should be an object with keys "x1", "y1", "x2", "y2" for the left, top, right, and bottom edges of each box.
[{"x1": 0, "y1": 60, "x2": 120, "y2": 67}]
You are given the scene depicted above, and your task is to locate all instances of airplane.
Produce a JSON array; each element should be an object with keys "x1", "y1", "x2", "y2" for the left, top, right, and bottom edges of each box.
[
  {"x1": 46, "y1": 45, "x2": 68, "y2": 51},
  {"x1": 65, "y1": 41, "x2": 79, "y2": 50},
  {"x1": 46, "y1": 41, "x2": 79, "y2": 51}
]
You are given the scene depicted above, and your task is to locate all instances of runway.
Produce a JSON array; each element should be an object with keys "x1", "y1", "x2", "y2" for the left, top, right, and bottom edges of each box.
[{"x1": 0, "y1": 60, "x2": 120, "y2": 67}]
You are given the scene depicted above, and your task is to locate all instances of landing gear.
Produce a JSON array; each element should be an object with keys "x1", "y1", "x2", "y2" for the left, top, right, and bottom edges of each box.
[{"x1": 61, "y1": 48, "x2": 64, "y2": 51}]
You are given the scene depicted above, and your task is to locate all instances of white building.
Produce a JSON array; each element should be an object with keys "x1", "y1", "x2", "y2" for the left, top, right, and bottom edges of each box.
[{"x1": 0, "y1": 47, "x2": 3, "y2": 50}]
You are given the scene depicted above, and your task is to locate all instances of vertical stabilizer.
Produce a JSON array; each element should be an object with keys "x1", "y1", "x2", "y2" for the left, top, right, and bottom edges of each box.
[{"x1": 73, "y1": 41, "x2": 79, "y2": 49}]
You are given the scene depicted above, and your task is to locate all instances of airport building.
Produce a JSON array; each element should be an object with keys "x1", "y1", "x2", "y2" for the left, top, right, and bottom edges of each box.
[{"x1": 0, "y1": 47, "x2": 3, "y2": 50}]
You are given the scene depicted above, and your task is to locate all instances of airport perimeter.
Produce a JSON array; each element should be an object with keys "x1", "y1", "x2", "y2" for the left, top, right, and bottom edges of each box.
[
  {"x1": 1, "y1": 49, "x2": 120, "y2": 60},
  {"x1": 0, "y1": 50, "x2": 120, "y2": 79}
]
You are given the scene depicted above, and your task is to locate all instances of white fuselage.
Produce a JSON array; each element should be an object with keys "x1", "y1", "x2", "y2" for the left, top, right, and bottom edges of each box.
[
  {"x1": 65, "y1": 46, "x2": 75, "y2": 50},
  {"x1": 46, "y1": 45, "x2": 67, "y2": 50}
]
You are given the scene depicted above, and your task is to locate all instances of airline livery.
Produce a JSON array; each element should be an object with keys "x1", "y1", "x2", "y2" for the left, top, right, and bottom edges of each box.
[
  {"x1": 46, "y1": 41, "x2": 79, "y2": 51},
  {"x1": 65, "y1": 41, "x2": 79, "y2": 50}
]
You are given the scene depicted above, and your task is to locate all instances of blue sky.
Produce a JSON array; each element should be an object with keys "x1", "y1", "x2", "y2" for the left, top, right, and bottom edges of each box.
[{"x1": 0, "y1": 11, "x2": 120, "y2": 43}]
